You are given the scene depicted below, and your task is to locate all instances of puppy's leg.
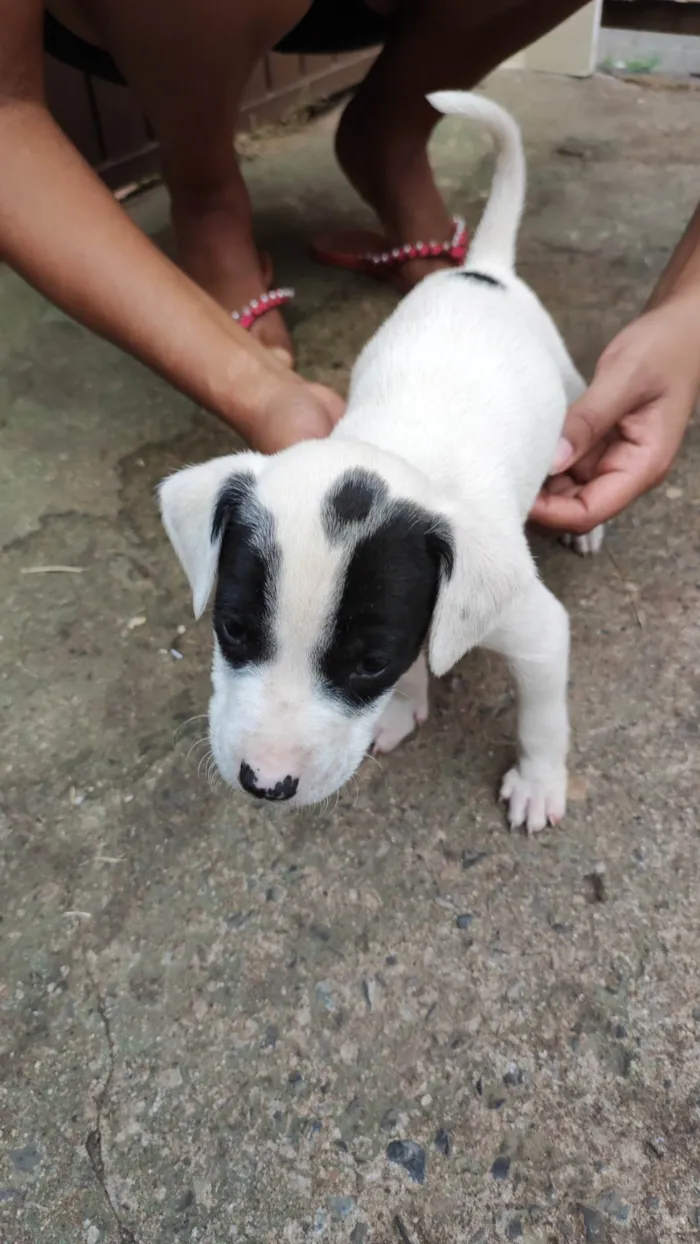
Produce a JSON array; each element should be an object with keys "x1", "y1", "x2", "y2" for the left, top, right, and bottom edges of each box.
[
  {"x1": 561, "y1": 527, "x2": 605, "y2": 557},
  {"x1": 483, "y1": 579, "x2": 570, "y2": 834},
  {"x1": 557, "y1": 360, "x2": 606, "y2": 556},
  {"x1": 372, "y1": 653, "x2": 429, "y2": 755}
]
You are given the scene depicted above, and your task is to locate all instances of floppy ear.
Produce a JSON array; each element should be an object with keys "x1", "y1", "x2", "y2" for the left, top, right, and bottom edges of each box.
[
  {"x1": 158, "y1": 451, "x2": 264, "y2": 618},
  {"x1": 428, "y1": 508, "x2": 536, "y2": 676}
]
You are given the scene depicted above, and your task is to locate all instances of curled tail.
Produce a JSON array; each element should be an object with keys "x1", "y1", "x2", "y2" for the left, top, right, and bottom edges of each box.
[{"x1": 427, "y1": 90, "x2": 525, "y2": 273}]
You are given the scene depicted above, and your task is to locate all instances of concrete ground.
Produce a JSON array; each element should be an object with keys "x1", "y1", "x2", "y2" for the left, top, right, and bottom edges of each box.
[{"x1": 2, "y1": 68, "x2": 700, "y2": 1244}]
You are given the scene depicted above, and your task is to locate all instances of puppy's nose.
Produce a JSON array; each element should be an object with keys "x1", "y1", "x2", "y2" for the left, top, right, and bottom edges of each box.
[{"x1": 238, "y1": 761, "x2": 299, "y2": 802}]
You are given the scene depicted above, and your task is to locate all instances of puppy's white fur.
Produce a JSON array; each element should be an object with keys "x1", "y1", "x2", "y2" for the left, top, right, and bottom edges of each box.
[{"x1": 160, "y1": 90, "x2": 602, "y2": 832}]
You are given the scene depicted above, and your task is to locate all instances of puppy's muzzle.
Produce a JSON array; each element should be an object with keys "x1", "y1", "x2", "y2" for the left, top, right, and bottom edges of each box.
[{"x1": 238, "y1": 761, "x2": 299, "y2": 802}]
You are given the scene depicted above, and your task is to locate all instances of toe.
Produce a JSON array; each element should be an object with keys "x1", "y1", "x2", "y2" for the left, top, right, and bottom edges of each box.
[
  {"x1": 500, "y1": 766, "x2": 566, "y2": 834},
  {"x1": 525, "y1": 795, "x2": 548, "y2": 835}
]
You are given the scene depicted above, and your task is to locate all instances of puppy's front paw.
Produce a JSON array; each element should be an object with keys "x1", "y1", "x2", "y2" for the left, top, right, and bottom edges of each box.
[
  {"x1": 561, "y1": 524, "x2": 605, "y2": 556},
  {"x1": 500, "y1": 763, "x2": 567, "y2": 834},
  {"x1": 372, "y1": 692, "x2": 428, "y2": 755}
]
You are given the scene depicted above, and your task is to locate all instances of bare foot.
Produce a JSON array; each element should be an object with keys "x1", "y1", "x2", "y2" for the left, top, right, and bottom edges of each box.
[
  {"x1": 170, "y1": 177, "x2": 294, "y2": 365},
  {"x1": 335, "y1": 92, "x2": 458, "y2": 294}
]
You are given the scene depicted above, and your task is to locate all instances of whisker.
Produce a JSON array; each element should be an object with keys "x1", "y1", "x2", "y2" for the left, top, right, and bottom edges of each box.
[
  {"x1": 173, "y1": 713, "x2": 209, "y2": 744},
  {"x1": 197, "y1": 748, "x2": 214, "y2": 781},
  {"x1": 185, "y1": 735, "x2": 210, "y2": 764},
  {"x1": 364, "y1": 751, "x2": 387, "y2": 779},
  {"x1": 206, "y1": 758, "x2": 222, "y2": 793}
]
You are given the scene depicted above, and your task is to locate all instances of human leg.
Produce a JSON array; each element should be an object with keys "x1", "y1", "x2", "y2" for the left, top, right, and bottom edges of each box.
[
  {"x1": 335, "y1": 0, "x2": 589, "y2": 290},
  {"x1": 79, "y1": 0, "x2": 312, "y2": 360}
]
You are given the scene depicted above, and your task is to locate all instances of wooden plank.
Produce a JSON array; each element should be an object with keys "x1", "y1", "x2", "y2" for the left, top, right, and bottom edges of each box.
[
  {"x1": 266, "y1": 52, "x2": 306, "y2": 94},
  {"x1": 603, "y1": 0, "x2": 700, "y2": 33},
  {"x1": 44, "y1": 49, "x2": 378, "y2": 189},
  {"x1": 240, "y1": 50, "x2": 377, "y2": 129},
  {"x1": 98, "y1": 142, "x2": 160, "y2": 191},
  {"x1": 299, "y1": 54, "x2": 336, "y2": 76}
]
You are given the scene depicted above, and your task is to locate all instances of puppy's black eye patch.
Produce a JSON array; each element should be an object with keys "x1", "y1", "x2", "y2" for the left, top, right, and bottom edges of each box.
[
  {"x1": 457, "y1": 270, "x2": 505, "y2": 289},
  {"x1": 323, "y1": 468, "x2": 388, "y2": 540},
  {"x1": 211, "y1": 471, "x2": 257, "y2": 542},
  {"x1": 212, "y1": 473, "x2": 279, "y2": 668},
  {"x1": 318, "y1": 502, "x2": 453, "y2": 709}
]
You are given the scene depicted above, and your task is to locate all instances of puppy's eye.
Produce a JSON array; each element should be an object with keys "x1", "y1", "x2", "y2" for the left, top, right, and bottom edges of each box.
[
  {"x1": 220, "y1": 618, "x2": 249, "y2": 649},
  {"x1": 351, "y1": 653, "x2": 389, "y2": 680}
]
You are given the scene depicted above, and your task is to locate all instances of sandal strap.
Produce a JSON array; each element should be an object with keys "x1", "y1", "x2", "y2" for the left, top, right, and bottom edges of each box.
[
  {"x1": 231, "y1": 286, "x2": 294, "y2": 330},
  {"x1": 363, "y1": 216, "x2": 468, "y2": 270}
]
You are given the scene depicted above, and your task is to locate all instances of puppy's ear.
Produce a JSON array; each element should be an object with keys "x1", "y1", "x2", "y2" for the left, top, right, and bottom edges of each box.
[
  {"x1": 158, "y1": 452, "x2": 264, "y2": 618},
  {"x1": 428, "y1": 508, "x2": 535, "y2": 676}
]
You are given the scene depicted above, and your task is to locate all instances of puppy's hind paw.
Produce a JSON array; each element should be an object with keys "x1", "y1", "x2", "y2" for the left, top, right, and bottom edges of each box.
[
  {"x1": 561, "y1": 524, "x2": 605, "y2": 556},
  {"x1": 500, "y1": 764, "x2": 567, "y2": 835}
]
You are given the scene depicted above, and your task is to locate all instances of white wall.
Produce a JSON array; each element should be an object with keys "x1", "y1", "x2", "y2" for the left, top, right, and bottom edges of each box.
[{"x1": 502, "y1": 0, "x2": 603, "y2": 77}]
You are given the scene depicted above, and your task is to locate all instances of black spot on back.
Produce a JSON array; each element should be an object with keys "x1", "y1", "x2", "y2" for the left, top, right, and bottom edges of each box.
[
  {"x1": 456, "y1": 270, "x2": 505, "y2": 289},
  {"x1": 323, "y1": 468, "x2": 388, "y2": 541},
  {"x1": 212, "y1": 472, "x2": 279, "y2": 668},
  {"x1": 317, "y1": 503, "x2": 453, "y2": 709}
]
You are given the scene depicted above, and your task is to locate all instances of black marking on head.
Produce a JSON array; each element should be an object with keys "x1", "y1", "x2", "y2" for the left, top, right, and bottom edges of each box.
[
  {"x1": 212, "y1": 472, "x2": 280, "y2": 669},
  {"x1": 323, "y1": 468, "x2": 389, "y2": 542},
  {"x1": 457, "y1": 270, "x2": 505, "y2": 289},
  {"x1": 211, "y1": 471, "x2": 256, "y2": 542},
  {"x1": 317, "y1": 502, "x2": 454, "y2": 710}
]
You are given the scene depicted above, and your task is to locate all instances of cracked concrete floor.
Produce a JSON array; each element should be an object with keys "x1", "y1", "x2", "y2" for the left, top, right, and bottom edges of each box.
[{"x1": 2, "y1": 70, "x2": 700, "y2": 1244}]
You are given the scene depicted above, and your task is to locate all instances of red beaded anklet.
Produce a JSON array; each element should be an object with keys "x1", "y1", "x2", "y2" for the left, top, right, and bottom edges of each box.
[
  {"x1": 231, "y1": 286, "x2": 295, "y2": 331},
  {"x1": 362, "y1": 215, "x2": 468, "y2": 271}
]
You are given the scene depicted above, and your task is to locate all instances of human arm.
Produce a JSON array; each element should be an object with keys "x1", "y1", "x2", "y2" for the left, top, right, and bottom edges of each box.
[
  {"x1": 531, "y1": 201, "x2": 700, "y2": 533},
  {"x1": 0, "y1": 0, "x2": 344, "y2": 451}
]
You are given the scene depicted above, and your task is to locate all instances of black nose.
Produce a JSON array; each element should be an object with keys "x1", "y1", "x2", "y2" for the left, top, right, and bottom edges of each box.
[{"x1": 238, "y1": 762, "x2": 299, "y2": 802}]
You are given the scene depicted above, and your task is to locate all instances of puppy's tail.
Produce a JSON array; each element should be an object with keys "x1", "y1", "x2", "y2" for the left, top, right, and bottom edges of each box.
[{"x1": 427, "y1": 90, "x2": 525, "y2": 273}]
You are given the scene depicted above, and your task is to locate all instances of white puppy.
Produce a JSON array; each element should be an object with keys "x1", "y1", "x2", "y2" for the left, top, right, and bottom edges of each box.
[{"x1": 159, "y1": 91, "x2": 602, "y2": 833}]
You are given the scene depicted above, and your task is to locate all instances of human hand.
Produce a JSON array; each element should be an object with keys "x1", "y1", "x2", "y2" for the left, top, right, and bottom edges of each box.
[
  {"x1": 247, "y1": 376, "x2": 346, "y2": 454},
  {"x1": 531, "y1": 295, "x2": 700, "y2": 533}
]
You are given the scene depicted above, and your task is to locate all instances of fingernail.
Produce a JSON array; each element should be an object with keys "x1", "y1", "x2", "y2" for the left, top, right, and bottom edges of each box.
[{"x1": 552, "y1": 437, "x2": 573, "y2": 473}]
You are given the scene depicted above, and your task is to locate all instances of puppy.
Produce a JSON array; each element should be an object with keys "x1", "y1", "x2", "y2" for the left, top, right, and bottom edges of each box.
[{"x1": 159, "y1": 91, "x2": 602, "y2": 833}]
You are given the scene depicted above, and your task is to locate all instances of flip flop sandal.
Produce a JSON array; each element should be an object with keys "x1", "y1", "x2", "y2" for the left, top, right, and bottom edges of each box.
[{"x1": 308, "y1": 215, "x2": 468, "y2": 279}]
